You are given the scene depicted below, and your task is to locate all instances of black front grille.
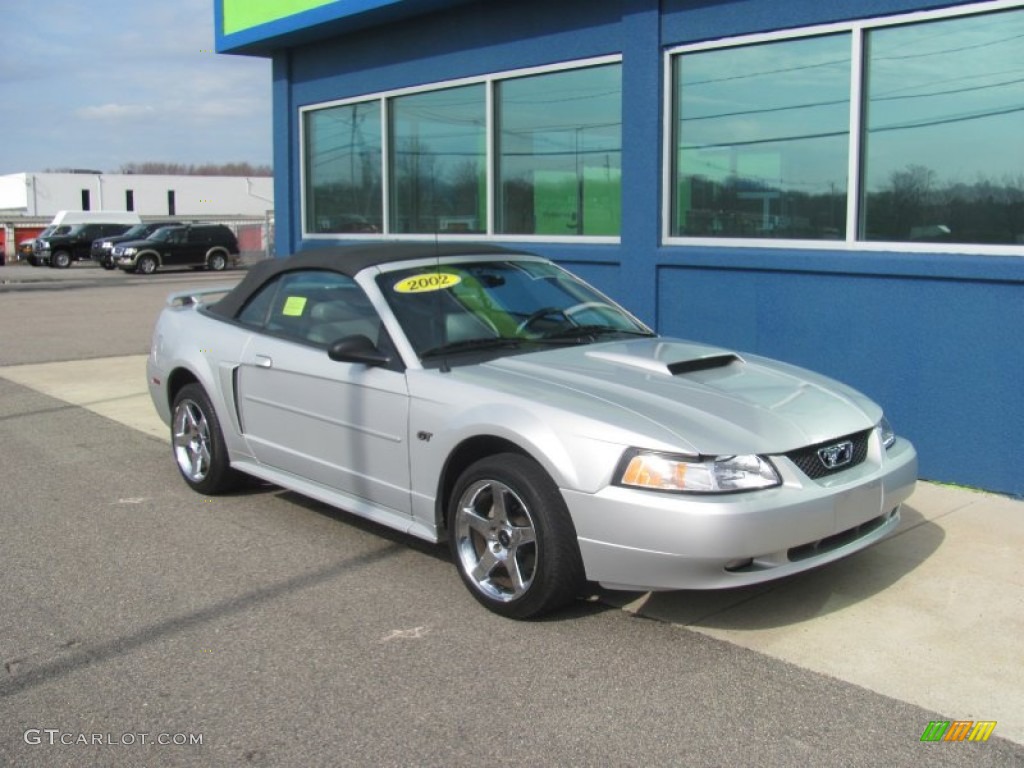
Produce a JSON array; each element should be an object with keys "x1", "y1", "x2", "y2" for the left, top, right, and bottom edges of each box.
[{"x1": 786, "y1": 429, "x2": 871, "y2": 480}]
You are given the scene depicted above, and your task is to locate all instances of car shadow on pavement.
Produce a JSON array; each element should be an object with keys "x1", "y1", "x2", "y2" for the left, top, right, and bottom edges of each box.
[
  {"x1": 272, "y1": 487, "x2": 611, "y2": 621},
  {"x1": 596, "y1": 502, "x2": 945, "y2": 629}
]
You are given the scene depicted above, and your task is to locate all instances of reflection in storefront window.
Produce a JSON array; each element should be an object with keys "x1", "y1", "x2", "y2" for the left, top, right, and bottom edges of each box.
[
  {"x1": 390, "y1": 85, "x2": 486, "y2": 234},
  {"x1": 672, "y1": 34, "x2": 850, "y2": 240},
  {"x1": 304, "y1": 102, "x2": 383, "y2": 234},
  {"x1": 863, "y1": 9, "x2": 1024, "y2": 245},
  {"x1": 497, "y1": 64, "x2": 622, "y2": 236}
]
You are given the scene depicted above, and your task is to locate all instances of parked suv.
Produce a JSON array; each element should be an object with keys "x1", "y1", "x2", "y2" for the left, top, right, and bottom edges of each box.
[
  {"x1": 91, "y1": 221, "x2": 181, "y2": 269},
  {"x1": 38, "y1": 223, "x2": 135, "y2": 268},
  {"x1": 113, "y1": 224, "x2": 239, "y2": 274}
]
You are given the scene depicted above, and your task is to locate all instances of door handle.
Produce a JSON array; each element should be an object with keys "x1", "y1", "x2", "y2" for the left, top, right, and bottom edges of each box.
[{"x1": 254, "y1": 354, "x2": 273, "y2": 368}]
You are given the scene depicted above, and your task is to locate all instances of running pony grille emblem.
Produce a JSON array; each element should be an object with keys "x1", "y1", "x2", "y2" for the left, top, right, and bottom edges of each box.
[{"x1": 818, "y1": 440, "x2": 854, "y2": 470}]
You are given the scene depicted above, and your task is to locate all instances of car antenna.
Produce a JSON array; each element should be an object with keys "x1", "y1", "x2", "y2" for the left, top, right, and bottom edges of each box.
[{"x1": 434, "y1": 226, "x2": 451, "y2": 373}]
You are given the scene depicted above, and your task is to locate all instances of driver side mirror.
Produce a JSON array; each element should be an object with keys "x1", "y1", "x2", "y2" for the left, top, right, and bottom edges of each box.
[{"x1": 327, "y1": 334, "x2": 391, "y2": 366}]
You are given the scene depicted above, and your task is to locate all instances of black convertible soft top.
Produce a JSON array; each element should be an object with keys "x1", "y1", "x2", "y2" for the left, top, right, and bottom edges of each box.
[{"x1": 208, "y1": 242, "x2": 526, "y2": 318}]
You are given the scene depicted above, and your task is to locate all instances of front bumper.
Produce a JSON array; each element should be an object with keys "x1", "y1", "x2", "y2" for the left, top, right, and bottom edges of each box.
[{"x1": 565, "y1": 436, "x2": 918, "y2": 591}]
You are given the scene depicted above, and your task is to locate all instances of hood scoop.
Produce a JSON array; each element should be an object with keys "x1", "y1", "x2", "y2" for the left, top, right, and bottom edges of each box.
[
  {"x1": 583, "y1": 347, "x2": 742, "y2": 377},
  {"x1": 668, "y1": 354, "x2": 742, "y2": 376}
]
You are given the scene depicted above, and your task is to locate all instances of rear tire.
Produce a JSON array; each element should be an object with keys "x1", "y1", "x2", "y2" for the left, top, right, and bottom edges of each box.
[
  {"x1": 171, "y1": 383, "x2": 245, "y2": 495},
  {"x1": 207, "y1": 252, "x2": 227, "y2": 271},
  {"x1": 448, "y1": 453, "x2": 585, "y2": 619}
]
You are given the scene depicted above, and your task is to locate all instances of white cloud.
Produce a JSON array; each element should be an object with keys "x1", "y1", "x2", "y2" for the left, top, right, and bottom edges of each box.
[
  {"x1": 75, "y1": 104, "x2": 158, "y2": 121},
  {"x1": 0, "y1": 0, "x2": 272, "y2": 173}
]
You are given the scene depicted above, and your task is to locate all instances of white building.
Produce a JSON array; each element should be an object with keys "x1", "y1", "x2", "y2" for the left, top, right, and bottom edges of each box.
[{"x1": 0, "y1": 172, "x2": 273, "y2": 218}]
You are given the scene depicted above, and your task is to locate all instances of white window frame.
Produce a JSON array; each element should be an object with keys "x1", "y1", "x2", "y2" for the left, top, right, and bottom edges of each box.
[
  {"x1": 662, "y1": 0, "x2": 1024, "y2": 256},
  {"x1": 300, "y1": 54, "x2": 623, "y2": 244}
]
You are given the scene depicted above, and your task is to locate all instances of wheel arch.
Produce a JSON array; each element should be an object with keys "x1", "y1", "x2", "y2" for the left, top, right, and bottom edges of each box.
[
  {"x1": 137, "y1": 249, "x2": 162, "y2": 266},
  {"x1": 206, "y1": 246, "x2": 231, "y2": 266},
  {"x1": 435, "y1": 435, "x2": 535, "y2": 535},
  {"x1": 165, "y1": 366, "x2": 201, "y2": 414}
]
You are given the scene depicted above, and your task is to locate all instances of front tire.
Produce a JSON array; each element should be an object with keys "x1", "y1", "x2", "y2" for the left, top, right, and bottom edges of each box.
[
  {"x1": 171, "y1": 383, "x2": 245, "y2": 494},
  {"x1": 137, "y1": 254, "x2": 158, "y2": 275},
  {"x1": 449, "y1": 453, "x2": 585, "y2": 619},
  {"x1": 52, "y1": 251, "x2": 72, "y2": 269}
]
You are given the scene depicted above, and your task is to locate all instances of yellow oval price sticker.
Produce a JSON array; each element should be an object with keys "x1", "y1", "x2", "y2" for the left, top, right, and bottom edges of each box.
[{"x1": 394, "y1": 272, "x2": 462, "y2": 294}]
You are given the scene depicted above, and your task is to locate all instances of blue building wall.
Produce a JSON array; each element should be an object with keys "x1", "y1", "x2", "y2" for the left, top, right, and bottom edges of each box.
[{"x1": 264, "y1": 0, "x2": 1023, "y2": 497}]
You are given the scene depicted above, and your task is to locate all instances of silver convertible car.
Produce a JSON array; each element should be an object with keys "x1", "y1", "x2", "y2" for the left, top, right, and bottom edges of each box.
[{"x1": 147, "y1": 244, "x2": 917, "y2": 618}]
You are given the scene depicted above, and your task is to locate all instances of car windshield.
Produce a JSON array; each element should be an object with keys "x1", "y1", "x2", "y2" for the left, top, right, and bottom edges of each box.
[
  {"x1": 376, "y1": 259, "x2": 652, "y2": 365},
  {"x1": 122, "y1": 224, "x2": 148, "y2": 237}
]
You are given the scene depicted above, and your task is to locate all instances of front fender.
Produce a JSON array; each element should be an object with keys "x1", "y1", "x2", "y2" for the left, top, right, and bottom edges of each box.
[{"x1": 406, "y1": 372, "x2": 636, "y2": 535}]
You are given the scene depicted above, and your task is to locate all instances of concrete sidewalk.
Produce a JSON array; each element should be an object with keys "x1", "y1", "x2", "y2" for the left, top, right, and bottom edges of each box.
[{"x1": 2, "y1": 354, "x2": 1021, "y2": 745}]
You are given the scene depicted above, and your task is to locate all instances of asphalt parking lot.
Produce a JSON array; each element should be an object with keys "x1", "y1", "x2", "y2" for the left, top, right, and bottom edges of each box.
[{"x1": 1, "y1": 262, "x2": 1022, "y2": 766}]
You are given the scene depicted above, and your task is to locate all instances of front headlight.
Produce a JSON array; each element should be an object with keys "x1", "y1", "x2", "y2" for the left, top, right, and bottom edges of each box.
[
  {"x1": 123, "y1": 247, "x2": 137, "y2": 256},
  {"x1": 617, "y1": 450, "x2": 781, "y2": 494},
  {"x1": 877, "y1": 417, "x2": 896, "y2": 449}
]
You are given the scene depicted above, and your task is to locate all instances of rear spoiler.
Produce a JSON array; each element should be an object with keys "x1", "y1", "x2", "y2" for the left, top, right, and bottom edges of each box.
[{"x1": 165, "y1": 285, "x2": 235, "y2": 308}]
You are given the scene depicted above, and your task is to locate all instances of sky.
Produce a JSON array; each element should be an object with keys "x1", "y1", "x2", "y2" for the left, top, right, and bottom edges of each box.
[{"x1": 0, "y1": 0, "x2": 272, "y2": 175}]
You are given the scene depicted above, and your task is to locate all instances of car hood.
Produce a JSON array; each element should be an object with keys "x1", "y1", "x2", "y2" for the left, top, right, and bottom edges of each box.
[
  {"x1": 459, "y1": 337, "x2": 880, "y2": 455},
  {"x1": 114, "y1": 238, "x2": 162, "y2": 249}
]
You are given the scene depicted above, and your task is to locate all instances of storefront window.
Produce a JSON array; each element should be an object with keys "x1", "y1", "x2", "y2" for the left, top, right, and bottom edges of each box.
[
  {"x1": 390, "y1": 84, "x2": 486, "y2": 234},
  {"x1": 304, "y1": 101, "x2": 383, "y2": 234},
  {"x1": 862, "y1": 9, "x2": 1024, "y2": 245},
  {"x1": 672, "y1": 34, "x2": 850, "y2": 240},
  {"x1": 496, "y1": 64, "x2": 622, "y2": 236}
]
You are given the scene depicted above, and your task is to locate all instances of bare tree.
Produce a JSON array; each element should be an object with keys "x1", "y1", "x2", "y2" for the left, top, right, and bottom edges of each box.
[{"x1": 118, "y1": 162, "x2": 272, "y2": 176}]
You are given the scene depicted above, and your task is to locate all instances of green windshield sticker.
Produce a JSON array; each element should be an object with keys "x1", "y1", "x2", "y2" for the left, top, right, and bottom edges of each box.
[
  {"x1": 394, "y1": 273, "x2": 463, "y2": 294},
  {"x1": 281, "y1": 296, "x2": 308, "y2": 316}
]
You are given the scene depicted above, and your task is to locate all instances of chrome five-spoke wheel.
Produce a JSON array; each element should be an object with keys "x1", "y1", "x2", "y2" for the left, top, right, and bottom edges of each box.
[
  {"x1": 170, "y1": 383, "x2": 243, "y2": 495},
  {"x1": 173, "y1": 399, "x2": 212, "y2": 483},
  {"x1": 449, "y1": 453, "x2": 585, "y2": 619},
  {"x1": 454, "y1": 479, "x2": 538, "y2": 603}
]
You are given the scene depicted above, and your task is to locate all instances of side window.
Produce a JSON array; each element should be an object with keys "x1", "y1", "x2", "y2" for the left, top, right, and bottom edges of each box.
[
  {"x1": 236, "y1": 270, "x2": 383, "y2": 348},
  {"x1": 236, "y1": 279, "x2": 279, "y2": 329}
]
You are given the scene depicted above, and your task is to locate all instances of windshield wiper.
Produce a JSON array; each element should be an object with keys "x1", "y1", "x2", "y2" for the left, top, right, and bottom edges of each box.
[
  {"x1": 542, "y1": 325, "x2": 656, "y2": 342},
  {"x1": 420, "y1": 337, "x2": 523, "y2": 359}
]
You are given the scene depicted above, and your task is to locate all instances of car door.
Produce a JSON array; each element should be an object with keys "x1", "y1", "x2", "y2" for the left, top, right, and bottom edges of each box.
[
  {"x1": 235, "y1": 270, "x2": 412, "y2": 517},
  {"x1": 184, "y1": 228, "x2": 212, "y2": 267},
  {"x1": 74, "y1": 225, "x2": 102, "y2": 260},
  {"x1": 159, "y1": 228, "x2": 189, "y2": 266}
]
